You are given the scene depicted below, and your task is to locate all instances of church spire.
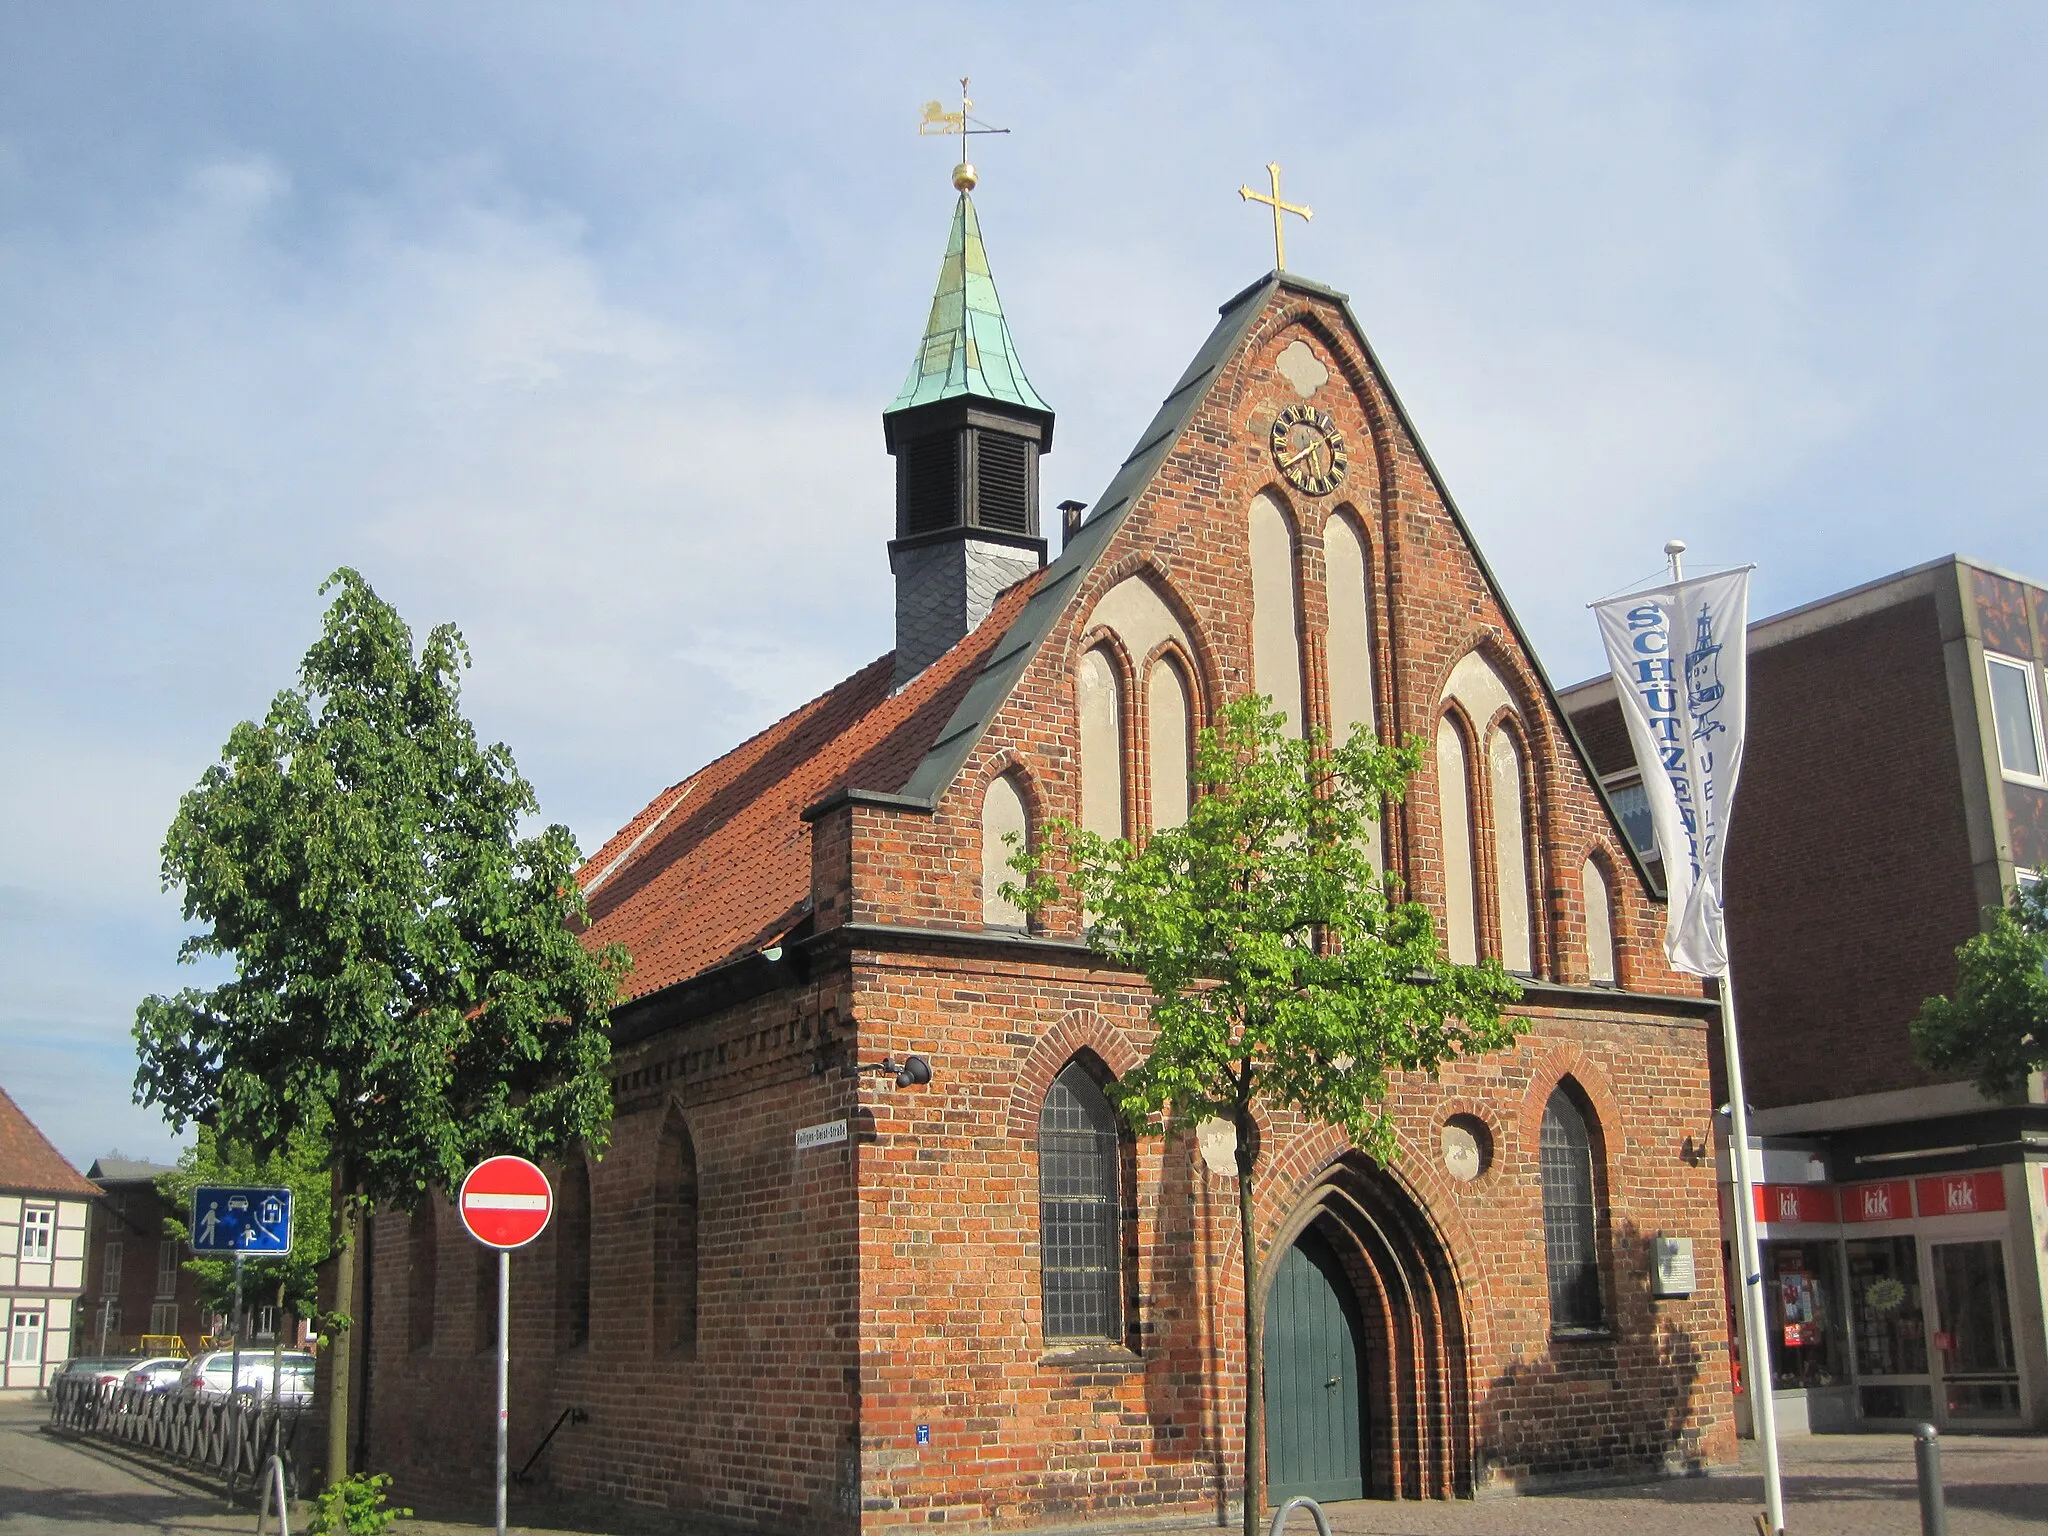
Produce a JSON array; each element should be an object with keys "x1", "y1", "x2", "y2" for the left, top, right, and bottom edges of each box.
[
  {"x1": 882, "y1": 165, "x2": 1053, "y2": 689},
  {"x1": 886, "y1": 186, "x2": 1051, "y2": 419}
]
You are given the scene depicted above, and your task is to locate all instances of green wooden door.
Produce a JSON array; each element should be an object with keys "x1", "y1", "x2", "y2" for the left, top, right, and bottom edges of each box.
[{"x1": 1264, "y1": 1229, "x2": 1366, "y2": 1503}]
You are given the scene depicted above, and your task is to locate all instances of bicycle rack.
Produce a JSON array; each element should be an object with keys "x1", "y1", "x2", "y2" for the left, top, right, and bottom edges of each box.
[
  {"x1": 254, "y1": 1454, "x2": 291, "y2": 1536},
  {"x1": 1267, "y1": 1496, "x2": 1332, "y2": 1536}
]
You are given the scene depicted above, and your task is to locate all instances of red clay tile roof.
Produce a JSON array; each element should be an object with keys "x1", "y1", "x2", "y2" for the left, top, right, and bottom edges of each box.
[
  {"x1": 577, "y1": 576, "x2": 1041, "y2": 1001},
  {"x1": 0, "y1": 1085, "x2": 101, "y2": 1198}
]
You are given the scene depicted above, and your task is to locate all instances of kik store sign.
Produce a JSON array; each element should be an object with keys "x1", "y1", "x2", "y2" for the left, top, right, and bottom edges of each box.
[{"x1": 1753, "y1": 1172, "x2": 2006, "y2": 1227}]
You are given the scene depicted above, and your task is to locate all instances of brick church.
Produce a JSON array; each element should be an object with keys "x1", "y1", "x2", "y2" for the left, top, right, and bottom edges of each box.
[{"x1": 366, "y1": 164, "x2": 1735, "y2": 1529}]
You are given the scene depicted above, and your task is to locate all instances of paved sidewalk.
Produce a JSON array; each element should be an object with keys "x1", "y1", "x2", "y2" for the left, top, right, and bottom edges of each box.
[
  {"x1": 5, "y1": 1394, "x2": 2042, "y2": 1536},
  {"x1": 1312, "y1": 1433, "x2": 2046, "y2": 1535},
  {"x1": 0, "y1": 1401, "x2": 247, "y2": 1536}
]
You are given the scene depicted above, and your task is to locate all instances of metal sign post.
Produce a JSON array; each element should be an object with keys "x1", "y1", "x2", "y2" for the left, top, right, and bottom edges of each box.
[
  {"x1": 230, "y1": 1251, "x2": 245, "y2": 1407},
  {"x1": 457, "y1": 1156, "x2": 554, "y2": 1536},
  {"x1": 497, "y1": 1250, "x2": 510, "y2": 1536}
]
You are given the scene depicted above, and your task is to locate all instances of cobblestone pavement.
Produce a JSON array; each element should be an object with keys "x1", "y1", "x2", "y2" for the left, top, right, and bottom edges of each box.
[{"x1": 5, "y1": 1396, "x2": 2042, "y2": 1536}]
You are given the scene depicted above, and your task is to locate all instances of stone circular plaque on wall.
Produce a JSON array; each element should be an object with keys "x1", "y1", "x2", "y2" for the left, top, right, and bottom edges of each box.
[{"x1": 1440, "y1": 1114, "x2": 1493, "y2": 1183}]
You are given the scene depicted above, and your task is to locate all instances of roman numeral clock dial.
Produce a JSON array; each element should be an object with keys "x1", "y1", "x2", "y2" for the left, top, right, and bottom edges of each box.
[{"x1": 1270, "y1": 403, "x2": 1348, "y2": 497}]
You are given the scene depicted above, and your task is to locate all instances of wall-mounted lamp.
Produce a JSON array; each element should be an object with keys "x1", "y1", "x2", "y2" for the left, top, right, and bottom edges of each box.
[{"x1": 844, "y1": 1054, "x2": 933, "y2": 1088}]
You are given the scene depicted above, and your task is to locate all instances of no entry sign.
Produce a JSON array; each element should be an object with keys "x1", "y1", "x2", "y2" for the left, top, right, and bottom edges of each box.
[{"x1": 458, "y1": 1156, "x2": 553, "y2": 1249}]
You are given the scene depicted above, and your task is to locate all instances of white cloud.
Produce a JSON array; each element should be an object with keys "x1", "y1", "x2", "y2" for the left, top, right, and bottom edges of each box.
[{"x1": 1, "y1": 2, "x2": 2044, "y2": 1159}]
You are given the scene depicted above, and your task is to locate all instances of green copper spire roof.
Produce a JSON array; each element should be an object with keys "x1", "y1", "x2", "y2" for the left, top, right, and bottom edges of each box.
[{"x1": 886, "y1": 191, "x2": 1050, "y2": 417}]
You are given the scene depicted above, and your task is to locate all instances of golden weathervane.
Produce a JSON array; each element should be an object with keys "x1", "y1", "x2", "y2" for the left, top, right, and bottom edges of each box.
[
  {"x1": 1240, "y1": 162, "x2": 1312, "y2": 271},
  {"x1": 919, "y1": 76, "x2": 1010, "y2": 191}
]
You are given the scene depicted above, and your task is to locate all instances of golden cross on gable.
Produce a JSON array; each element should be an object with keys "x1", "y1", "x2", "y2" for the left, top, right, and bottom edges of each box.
[{"x1": 1239, "y1": 162, "x2": 1312, "y2": 271}]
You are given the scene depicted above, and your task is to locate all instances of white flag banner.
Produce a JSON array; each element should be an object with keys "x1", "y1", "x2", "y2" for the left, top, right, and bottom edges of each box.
[{"x1": 1592, "y1": 568, "x2": 1752, "y2": 977}]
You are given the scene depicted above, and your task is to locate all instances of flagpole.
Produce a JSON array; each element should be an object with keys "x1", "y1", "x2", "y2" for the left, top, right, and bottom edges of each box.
[
  {"x1": 1720, "y1": 970, "x2": 1786, "y2": 1536},
  {"x1": 1665, "y1": 537, "x2": 1783, "y2": 1536}
]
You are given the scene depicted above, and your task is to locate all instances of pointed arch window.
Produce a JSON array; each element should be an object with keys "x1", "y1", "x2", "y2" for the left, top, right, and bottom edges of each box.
[
  {"x1": 1039, "y1": 1063, "x2": 1123, "y2": 1343},
  {"x1": 1436, "y1": 716, "x2": 1479, "y2": 965},
  {"x1": 1078, "y1": 647, "x2": 1126, "y2": 839},
  {"x1": 556, "y1": 1159, "x2": 592, "y2": 1351},
  {"x1": 1540, "y1": 1085, "x2": 1603, "y2": 1329},
  {"x1": 1488, "y1": 726, "x2": 1534, "y2": 974},
  {"x1": 981, "y1": 774, "x2": 1030, "y2": 929},
  {"x1": 407, "y1": 1203, "x2": 436, "y2": 1354},
  {"x1": 654, "y1": 1111, "x2": 699, "y2": 1355}
]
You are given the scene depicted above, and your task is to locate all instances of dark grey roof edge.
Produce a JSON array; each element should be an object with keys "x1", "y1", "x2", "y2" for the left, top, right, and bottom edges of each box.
[
  {"x1": 896, "y1": 275, "x2": 1284, "y2": 806},
  {"x1": 891, "y1": 267, "x2": 1655, "y2": 897},
  {"x1": 1298, "y1": 280, "x2": 1667, "y2": 900},
  {"x1": 800, "y1": 785, "x2": 936, "y2": 823}
]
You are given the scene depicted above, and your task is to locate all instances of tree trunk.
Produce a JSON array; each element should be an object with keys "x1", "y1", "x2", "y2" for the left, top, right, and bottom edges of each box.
[
  {"x1": 325, "y1": 1185, "x2": 359, "y2": 1489},
  {"x1": 1236, "y1": 1113, "x2": 1261, "y2": 1536}
]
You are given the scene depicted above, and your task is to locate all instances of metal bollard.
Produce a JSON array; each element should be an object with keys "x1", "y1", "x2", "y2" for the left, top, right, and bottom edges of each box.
[
  {"x1": 1914, "y1": 1423, "x2": 1946, "y2": 1536},
  {"x1": 1267, "y1": 1496, "x2": 1332, "y2": 1536}
]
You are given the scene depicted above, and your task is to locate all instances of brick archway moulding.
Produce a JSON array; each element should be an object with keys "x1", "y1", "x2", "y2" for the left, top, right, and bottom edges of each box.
[
  {"x1": 1004, "y1": 1009, "x2": 1144, "y2": 1140},
  {"x1": 1512, "y1": 1041, "x2": 1623, "y2": 1176}
]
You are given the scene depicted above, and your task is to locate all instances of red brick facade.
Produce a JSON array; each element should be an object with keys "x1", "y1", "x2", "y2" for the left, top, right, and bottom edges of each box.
[{"x1": 365, "y1": 274, "x2": 1732, "y2": 1528}]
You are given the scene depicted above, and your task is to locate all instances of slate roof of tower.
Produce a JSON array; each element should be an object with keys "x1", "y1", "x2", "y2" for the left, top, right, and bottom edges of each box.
[
  {"x1": 885, "y1": 192, "x2": 1050, "y2": 417},
  {"x1": 575, "y1": 577, "x2": 1041, "y2": 1002},
  {"x1": 0, "y1": 1085, "x2": 100, "y2": 1198}
]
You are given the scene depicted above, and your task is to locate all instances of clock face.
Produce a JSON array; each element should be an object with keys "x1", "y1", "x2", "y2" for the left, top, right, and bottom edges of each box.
[{"x1": 1270, "y1": 403, "x2": 1348, "y2": 496}]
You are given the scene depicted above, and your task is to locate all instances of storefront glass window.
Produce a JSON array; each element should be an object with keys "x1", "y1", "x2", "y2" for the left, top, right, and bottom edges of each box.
[
  {"x1": 1763, "y1": 1241, "x2": 1848, "y2": 1388},
  {"x1": 1931, "y1": 1240, "x2": 2021, "y2": 1420},
  {"x1": 1846, "y1": 1235, "x2": 1930, "y2": 1421},
  {"x1": 1846, "y1": 1236, "x2": 1927, "y2": 1376}
]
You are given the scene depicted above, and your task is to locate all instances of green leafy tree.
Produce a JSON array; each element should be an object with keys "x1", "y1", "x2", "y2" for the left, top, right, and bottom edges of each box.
[
  {"x1": 133, "y1": 568, "x2": 629, "y2": 1486},
  {"x1": 156, "y1": 1120, "x2": 334, "y2": 1332},
  {"x1": 1009, "y1": 697, "x2": 1521, "y2": 1536},
  {"x1": 1912, "y1": 879, "x2": 2048, "y2": 1097}
]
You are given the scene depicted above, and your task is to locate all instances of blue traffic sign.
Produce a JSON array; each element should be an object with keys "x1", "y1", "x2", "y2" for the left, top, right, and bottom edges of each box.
[{"x1": 189, "y1": 1185, "x2": 294, "y2": 1255}]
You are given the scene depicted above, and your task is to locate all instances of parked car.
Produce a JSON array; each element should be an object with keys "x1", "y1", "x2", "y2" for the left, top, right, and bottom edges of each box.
[
  {"x1": 119, "y1": 1357, "x2": 186, "y2": 1394},
  {"x1": 171, "y1": 1349, "x2": 317, "y2": 1405},
  {"x1": 52, "y1": 1357, "x2": 137, "y2": 1391}
]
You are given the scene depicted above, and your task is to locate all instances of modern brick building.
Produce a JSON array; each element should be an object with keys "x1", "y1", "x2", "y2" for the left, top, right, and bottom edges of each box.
[
  {"x1": 366, "y1": 173, "x2": 1733, "y2": 1528},
  {"x1": 1561, "y1": 555, "x2": 2048, "y2": 1435},
  {"x1": 81, "y1": 1155, "x2": 206, "y2": 1357},
  {"x1": 1, "y1": 1085, "x2": 98, "y2": 1395}
]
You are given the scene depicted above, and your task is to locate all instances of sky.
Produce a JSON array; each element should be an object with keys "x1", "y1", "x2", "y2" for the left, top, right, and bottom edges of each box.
[{"x1": 2, "y1": 3, "x2": 2043, "y2": 1170}]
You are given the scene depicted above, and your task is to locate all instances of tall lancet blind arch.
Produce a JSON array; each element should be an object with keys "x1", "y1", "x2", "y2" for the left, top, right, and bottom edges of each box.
[
  {"x1": 1078, "y1": 648, "x2": 1126, "y2": 839},
  {"x1": 1488, "y1": 728, "x2": 1534, "y2": 973},
  {"x1": 654, "y1": 1110, "x2": 699, "y2": 1354},
  {"x1": 1540, "y1": 1086, "x2": 1602, "y2": 1328},
  {"x1": 407, "y1": 1203, "x2": 436, "y2": 1353},
  {"x1": 555, "y1": 1159, "x2": 591, "y2": 1351},
  {"x1": 1248, "y1": 493, "x2": 1305, "y2": 734},
  {"x1": 981, "y1": 774, "x2": 1029, "y2": 929},
  {"x1": 1039, "y1": 1063, "x2": 1122, "y2": 1342},
  {"x1": 1147, "y1": 658, "x2": 1193, "y2": 830},
  {"x1": 1436, "y1": 717, "x2": 1479, "y2": 965},
  {"x1": 1581, "y1": 857, "x2": 1617, "y2": 984},
  {"x1": 1323, "y1": 513, "x2": 1382, "y2": 866}
]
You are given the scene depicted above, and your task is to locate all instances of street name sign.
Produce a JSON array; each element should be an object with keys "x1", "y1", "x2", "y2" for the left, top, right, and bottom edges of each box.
[
  {"x1": 458, "y1": 1156, "x2": 553, "y2": 1249},
  {"x1": 189, "y1": 1186, "x2": 294, "y2": 1255}
]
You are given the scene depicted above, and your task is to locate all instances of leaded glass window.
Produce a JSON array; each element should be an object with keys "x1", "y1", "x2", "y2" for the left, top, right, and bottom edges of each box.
[
  {"x1": 1540, "y1": 1086, "x2": 1603, "y2": 1329},
  {"x1": 1039, "y1": 1064, "x2": 1122, "y2": 1342}
]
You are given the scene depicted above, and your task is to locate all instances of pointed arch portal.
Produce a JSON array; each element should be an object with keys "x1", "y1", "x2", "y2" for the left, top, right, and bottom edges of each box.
[{"x1": 1264, "y1": 1156, "x2": 1471, "y2": 1503}]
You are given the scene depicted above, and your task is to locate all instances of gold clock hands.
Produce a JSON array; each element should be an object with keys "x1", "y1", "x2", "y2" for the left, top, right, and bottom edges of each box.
[{"x1": 1279, "y1": 438, "x2": 1323, "y2": 469}]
